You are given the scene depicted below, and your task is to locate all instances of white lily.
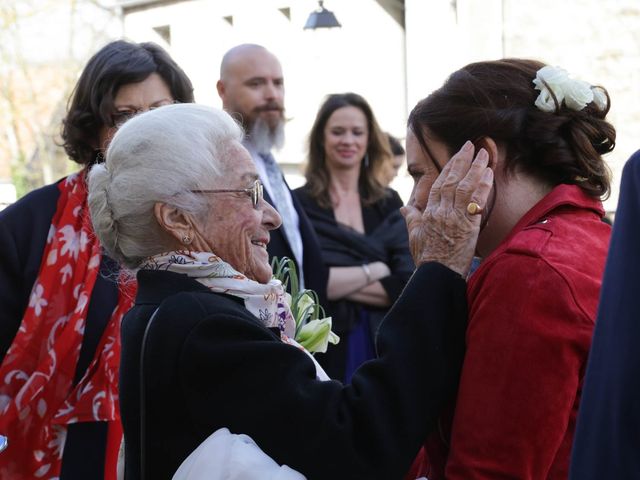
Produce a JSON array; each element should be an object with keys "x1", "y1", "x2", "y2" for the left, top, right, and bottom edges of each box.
[
  {"x1": 297, "y1": 317, "x2": 340, "y2": 354},
  {"x1": 296, "y1": 291, "x2": 315, "y2": 323},
  {"x1": 272, "y1": 256, "x2": 340, "y2": 354}
]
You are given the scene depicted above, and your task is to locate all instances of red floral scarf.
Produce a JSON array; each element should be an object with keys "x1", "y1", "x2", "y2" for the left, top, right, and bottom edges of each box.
[{"x1": 0, "y1": 171, "x2": 135, "y2": 479}]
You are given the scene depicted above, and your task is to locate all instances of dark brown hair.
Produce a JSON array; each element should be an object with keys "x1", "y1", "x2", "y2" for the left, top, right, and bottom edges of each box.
[
  {"x1": 387, "y1": 133, "x2": 405, "y2": 156},
  {"x1": 62, "y1": 40, "x2": 194, "y2": 166},
  {"x1": 305, "y1": 92, "x2": 391, "y2": 208},
  {"x1": 408, "y1": 58, "x2": 615, "y2": 198}
]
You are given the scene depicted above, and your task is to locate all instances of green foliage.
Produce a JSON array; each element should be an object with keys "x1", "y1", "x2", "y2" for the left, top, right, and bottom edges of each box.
[{"x1": 271, "y1": 256, "x2": 338, "y2": 353}]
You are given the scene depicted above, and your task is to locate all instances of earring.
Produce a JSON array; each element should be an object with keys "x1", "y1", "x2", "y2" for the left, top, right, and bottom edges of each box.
[
  {"x1": 364, "y1": 154, "x2": 370, "y2": 168},
  {"x1": 181, "y1": 234, "x2": 192, "y2": 245}
]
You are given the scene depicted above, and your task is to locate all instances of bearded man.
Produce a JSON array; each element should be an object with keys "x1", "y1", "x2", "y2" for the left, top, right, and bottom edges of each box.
[{"x1": 217, "y1": 44, "x2": 327, "y2": 300}]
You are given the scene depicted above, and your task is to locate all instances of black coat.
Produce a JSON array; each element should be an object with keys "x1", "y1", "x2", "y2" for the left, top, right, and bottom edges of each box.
[
  {"x1": 294, "y1": 186, "x2": 414, "y2": 381},
  {"x1": 0, "y1": 179, "x2": 120, "y2": 478},
  {"x1": 120, "y1": 262, "x2": 468, "y2": 479}
]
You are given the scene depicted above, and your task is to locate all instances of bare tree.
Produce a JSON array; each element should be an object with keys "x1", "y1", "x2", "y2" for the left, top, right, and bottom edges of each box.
[{"x1": 0, "y1": 0, "x2": 119, "y2": 198}]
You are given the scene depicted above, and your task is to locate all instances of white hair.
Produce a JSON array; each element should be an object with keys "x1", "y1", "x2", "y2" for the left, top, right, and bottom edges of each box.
[
  {"x1": 88, "y1": 103, "x2": 243, "y2": 269},
  {"x1": 248, "y1": 116, "x2": 285, "y2": 155}
]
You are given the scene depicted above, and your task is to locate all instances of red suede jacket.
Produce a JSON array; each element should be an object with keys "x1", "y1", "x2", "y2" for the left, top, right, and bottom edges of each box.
[{"x1": 413, "y1": 184, "x2": 611, "y2": 480}]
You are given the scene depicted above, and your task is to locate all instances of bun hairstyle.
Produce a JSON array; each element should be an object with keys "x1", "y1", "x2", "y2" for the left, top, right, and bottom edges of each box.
[
  {"x1": 408, "y1": 58, "x2": 615, "y2": 198},
  {"x1": 88, "y1": 104, "x2": 243, "y2": 269}
]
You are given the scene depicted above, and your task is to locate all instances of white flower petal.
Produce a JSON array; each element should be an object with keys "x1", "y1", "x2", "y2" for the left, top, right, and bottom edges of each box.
[
  {"x1": 37, "y1": 398, "x2": 47, "y2": 418},
  {"x1": 533, "y1": 66, "x2": 568, "y2": 108},
  {"x1": 534, "y1": 90, "x2": 558, "y2": 113},
  {"x1": 564, "y1": 79, "x2": 593, "y2": 111},
  {"x1": 60, "y1": 264, "x2": 73, "y2": 284},
  {"x1": 591, "y1": 86, "x2": 608, "y2": 110},
  {"x1": 46, "y1": 248, "x2": 58, "y2": 265},
  {"x1": 533, "y1": 68, "x2": 567, "y2": 113},
  {"x1": 297, "y1": 318, "x2": 332, "y2": 353},
  {"x1": 34, "y1": 463, "x2": 50, "y2": 477},
  {"x1": 536, "y1": 65, "x2": 570, "y2": 87},
  {"x1": 47, "y1": 225, "x2": 56, "y2": 244}
]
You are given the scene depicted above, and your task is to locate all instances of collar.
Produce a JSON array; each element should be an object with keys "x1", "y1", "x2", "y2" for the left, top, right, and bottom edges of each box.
[
  {"x1": 495, "y1": 184, "x2": 604, "y2": 248},
  {"x1": 242, "y1": 139, "x2": 270, "y2": 159},
  {"x1": 474, "y1": 184, "x2": 605, "y2": 268},
  {"x1": 135, "y1": 269, "x2": 212, "y2": 305}
]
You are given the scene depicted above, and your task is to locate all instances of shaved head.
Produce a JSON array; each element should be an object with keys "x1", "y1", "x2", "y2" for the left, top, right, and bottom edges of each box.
[
  {"x1": 220, "y1": 44, "x2": 274, "y2": 80},
  {"x1": 217, "y1": 44, "x2": 285, "y2": 153}
]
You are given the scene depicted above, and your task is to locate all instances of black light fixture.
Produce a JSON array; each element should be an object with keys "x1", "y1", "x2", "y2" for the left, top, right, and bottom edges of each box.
[{"x1": 304, "y1": 1, "x2": 341, "y2": 30}]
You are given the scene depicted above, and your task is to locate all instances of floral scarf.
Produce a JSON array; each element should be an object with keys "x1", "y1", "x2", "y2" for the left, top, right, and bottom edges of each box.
[
  {"x1": 140, "y1": 251, "x2": 329, "y2": 380},
  {"x1": 0, "y1": 171, "x2": 135, "y2": 479},
  {"x1": 141, "y1": 251, "x2": 296, "y2": 338}
]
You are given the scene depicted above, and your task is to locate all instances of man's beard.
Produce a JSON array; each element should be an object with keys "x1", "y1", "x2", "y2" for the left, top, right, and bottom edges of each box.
[{"x1": 247, "y1": 116, "x2": 285, "y2": 155}]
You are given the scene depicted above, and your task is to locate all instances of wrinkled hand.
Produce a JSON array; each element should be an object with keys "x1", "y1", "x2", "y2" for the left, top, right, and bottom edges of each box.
[{"x1": 401, "y1": 141, "x2": 493, "y2": 277}]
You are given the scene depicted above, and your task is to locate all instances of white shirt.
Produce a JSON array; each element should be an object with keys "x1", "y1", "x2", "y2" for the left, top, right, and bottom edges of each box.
[{"x1": 243, "y1": 142, "x2": 305, "y2": 285}]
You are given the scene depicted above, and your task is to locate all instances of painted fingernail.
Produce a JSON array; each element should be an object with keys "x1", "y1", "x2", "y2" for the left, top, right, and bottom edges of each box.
[{"x1": 462, "y1": 141, "x2": 473, "y2": 152}]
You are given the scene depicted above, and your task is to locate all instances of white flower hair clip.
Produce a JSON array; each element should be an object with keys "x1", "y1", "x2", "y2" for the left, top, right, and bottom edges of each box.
[{"x1": 532, "y1": 66, "x2": 607, "y2": 113}]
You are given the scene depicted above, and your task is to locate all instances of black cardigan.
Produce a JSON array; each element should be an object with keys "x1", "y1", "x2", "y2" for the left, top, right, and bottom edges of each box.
[
  {"x1": 120, "y1": 262, "x2": 468, "y2": 479},
  {"x1": 294, "y1": 185, "x2": 411, "y2": 302}
]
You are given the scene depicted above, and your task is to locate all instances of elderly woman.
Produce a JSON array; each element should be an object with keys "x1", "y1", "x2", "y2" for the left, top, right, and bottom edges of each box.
[
  {"x1": 0, "y1": 40, "x2": 193, "y2": 478},
  {"x1": 405, "y1": 59, "x2": 614, "y2": 479},
  {"x1": 294, "y1": 93, "x2": 414, "y2": 382},
  {"x1": 87, "y1": 103, "x2": 493, "y2": 479}
]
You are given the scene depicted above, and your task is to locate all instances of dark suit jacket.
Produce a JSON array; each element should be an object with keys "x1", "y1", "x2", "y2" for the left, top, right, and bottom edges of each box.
[
  {"x1": 569, "y1": 151, "x2": 640, "y2": 479},
  {"x1": 263, "y1": 185, "x2": 328, "y2": 305},
  {"x1": 0, "y1": 179, "x2": 120, "y2": 478},
  {"x1": 120, "y1": 262, "x2": 467, "y2": 479}
]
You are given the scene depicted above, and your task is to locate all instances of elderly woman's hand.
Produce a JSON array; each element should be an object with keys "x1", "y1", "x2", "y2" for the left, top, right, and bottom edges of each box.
[{"x1": 401, "y1": 143, "x2": 494, "y2": 278}]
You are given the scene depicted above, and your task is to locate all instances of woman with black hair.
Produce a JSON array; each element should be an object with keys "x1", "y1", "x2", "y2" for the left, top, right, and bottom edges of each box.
[
  {"x1": 406, "y1": 60, "x2": 614, "y2": 480},
  {"x1": 0, "y1": 40, "x2": 193, "y2": 479}
]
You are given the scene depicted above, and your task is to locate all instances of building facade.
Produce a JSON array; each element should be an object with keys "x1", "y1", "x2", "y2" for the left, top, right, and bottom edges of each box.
[{"x1": 1, "y1": 0, "x2": 638, "y2": 209}]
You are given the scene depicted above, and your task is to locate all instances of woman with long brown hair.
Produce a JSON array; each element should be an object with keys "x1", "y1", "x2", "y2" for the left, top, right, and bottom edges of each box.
[{"x1": 294, "y1": 93, "x2": 413, "y2": 382}]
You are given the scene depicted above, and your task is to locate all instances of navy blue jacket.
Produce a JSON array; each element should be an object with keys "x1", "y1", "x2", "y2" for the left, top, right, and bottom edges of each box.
[{"x1": 570, "y1": 150, "x2": 640, "y2": 478}]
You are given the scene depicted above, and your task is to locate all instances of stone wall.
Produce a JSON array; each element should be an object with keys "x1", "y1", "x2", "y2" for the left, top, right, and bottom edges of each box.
[{"x1": 503, "y1": 0, "x2": 640, "y2": 209}]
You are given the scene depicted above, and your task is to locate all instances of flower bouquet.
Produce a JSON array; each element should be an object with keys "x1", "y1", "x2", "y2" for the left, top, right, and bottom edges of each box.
[{"x1": 271, "y1": 257, "x2": 339, "y2": 354}]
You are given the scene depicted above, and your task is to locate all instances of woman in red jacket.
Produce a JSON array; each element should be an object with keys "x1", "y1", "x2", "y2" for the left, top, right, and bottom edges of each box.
[{"x1": 405, "y1": 59, "x2": 614, "y2": 479}]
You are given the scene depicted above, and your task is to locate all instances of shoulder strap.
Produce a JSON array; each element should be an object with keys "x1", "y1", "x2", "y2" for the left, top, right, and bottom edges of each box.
[{"x1": 139, "y1": 307, "x2": 159, "y2": 480}]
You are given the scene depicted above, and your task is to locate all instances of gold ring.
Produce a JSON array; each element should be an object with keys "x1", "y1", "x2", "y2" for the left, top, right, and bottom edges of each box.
[{"x1": 467, "y1": 202, "x2": 483, "y2": 215}]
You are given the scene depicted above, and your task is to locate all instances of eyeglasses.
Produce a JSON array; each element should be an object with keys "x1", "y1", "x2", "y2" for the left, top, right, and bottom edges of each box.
[
  {"x1": 190, "y1": 179, "x2": 264, "y2": 209},
  {"x1": 109, "y1": 100, "x2": 177, "y2": 128}
]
